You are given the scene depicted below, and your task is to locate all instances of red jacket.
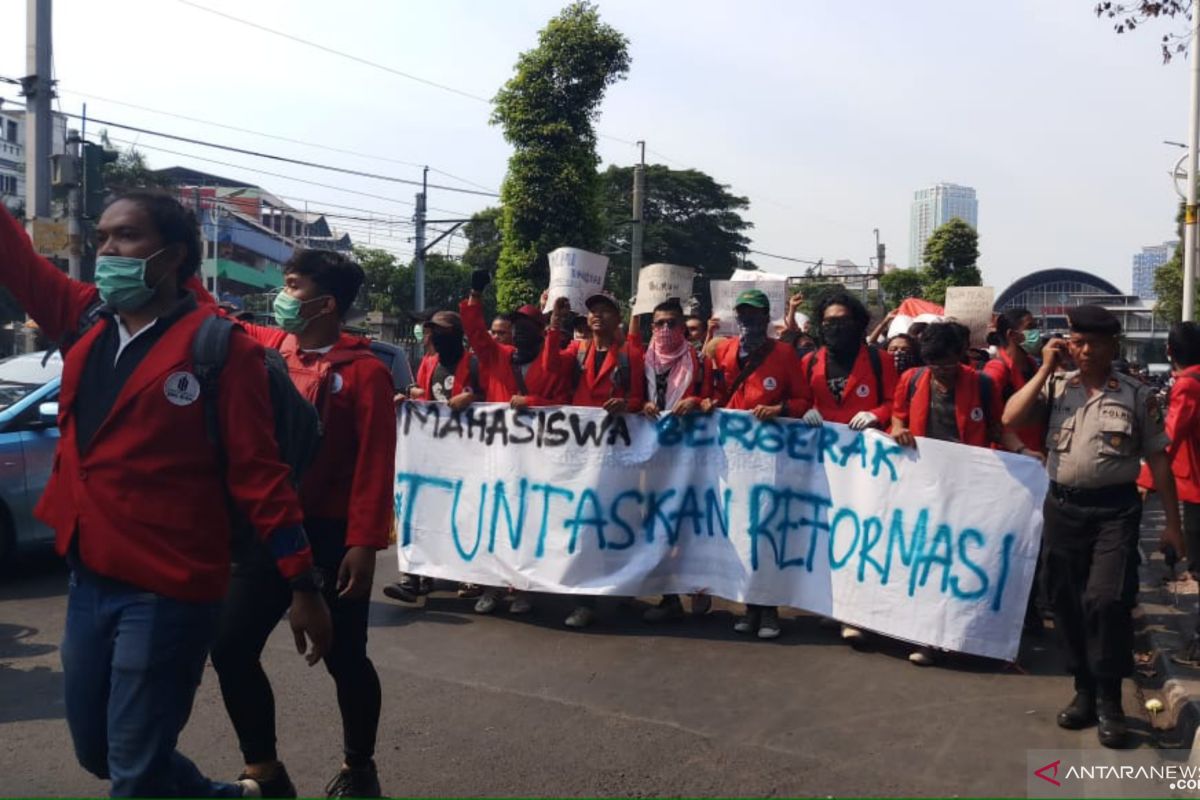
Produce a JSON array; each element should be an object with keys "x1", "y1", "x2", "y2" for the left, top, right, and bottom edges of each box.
[
  {"x1": 0, "y1": 208, "x2": 310, "y2": 602},
  {"x1": 893, "y1": 365, "x2": 1001, "y2": 448},
  {"x1": 708, "y1": 337, "x2": 811, "y2": 416},
  {"x1": 983, "y1": 350, "x2": 1046, "y2": 453},
  {"x1": 458, "y1": 299, "x2": 569, "y2": 404},
  {"x1": 415, "y1": 352, "x2": 480, "y2": 400},
  {"x1": 801, "y1": 345, "x2": 896, "y2": 425},
  {"x1": 561, "y1": 336, "x2": 647, "y2": 409},
  {"x1": 1139, "y1": 367, "x2": 1200, "y2": 503},
  {"x1": 238, "y1": 323, "x2": 397, "y2": 549}
]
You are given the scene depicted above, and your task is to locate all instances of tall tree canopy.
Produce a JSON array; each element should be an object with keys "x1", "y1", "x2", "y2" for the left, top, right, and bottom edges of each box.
[
  {"x1": 598, "y1": 164, "x2": 752, "y2": 300},
  {"x1": 490, "y1": 1, "x2": 630, "y2": 310}
]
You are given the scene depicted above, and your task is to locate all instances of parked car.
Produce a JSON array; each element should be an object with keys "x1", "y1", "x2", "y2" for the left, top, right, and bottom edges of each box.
[{"x1": 0, "y1": 350, "x2": 62, "y2": 569}]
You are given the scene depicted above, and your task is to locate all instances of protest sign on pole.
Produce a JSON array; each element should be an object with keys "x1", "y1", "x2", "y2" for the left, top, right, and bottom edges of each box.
[
  {"x1": 542, "y1": 247, "x2": 610, "y2": 312},
  {"x1": 395, "y1": 404, "x2": 1046, "y2": 661},
  {"x1": 708, "y1": 279, "x2": 789, "y2": 337},
  {"x1": 943, "y1": 286, "x2": 995, "y2": 348},
  {"x1": 632, "y1": 263, "x2": 695, "y2": 315}
]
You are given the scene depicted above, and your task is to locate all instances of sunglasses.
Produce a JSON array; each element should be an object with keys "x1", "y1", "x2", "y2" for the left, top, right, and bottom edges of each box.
[{"x1": 652, "y1": 318, "x2": 681, "y2": 329}]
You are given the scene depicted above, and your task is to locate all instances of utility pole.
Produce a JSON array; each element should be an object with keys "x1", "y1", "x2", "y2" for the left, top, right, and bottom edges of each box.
[
  {"x1": 65, "y1": 130, "x2": 81, "y2": 279},
  {"x1": 1185, "y1": 9, "x2": 1200, "y2": 321},
  {"x1": 630, "y1": 141, "x2": 645, "y2": 300},
  {"x1": 414, "y1": 166, "x2": 428, "y2": 312},
  {"x1": 22, "y1": 0, "x2": 53, "y2": 224},
  {"x1": 211, "y1": 203, "x2": 221, "y2": 299}
]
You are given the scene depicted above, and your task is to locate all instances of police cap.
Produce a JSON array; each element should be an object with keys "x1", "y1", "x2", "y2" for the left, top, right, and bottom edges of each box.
[{"x1": 1066, "y1": 305, "x2": 1120, "y2": 336}]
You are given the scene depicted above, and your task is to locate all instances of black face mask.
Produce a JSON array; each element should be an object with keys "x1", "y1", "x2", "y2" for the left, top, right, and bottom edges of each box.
[
  {"x1": 512, "y1": 325, "x2": 542, "y2": 364},
  {"x1": 892, "y1": 350, "x2": 916, "y2": 374},
  {"x1": 432, "y1": 331, "x2": 465, "y2": 365},
  {"x1": 822, "y1": 319, "x2": 863, "y2": 354}
]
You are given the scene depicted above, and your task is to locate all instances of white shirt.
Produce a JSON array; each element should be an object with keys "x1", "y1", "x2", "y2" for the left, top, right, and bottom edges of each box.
[{"x1": 114, "y1": 317, "x2": 160, "y2": 365}]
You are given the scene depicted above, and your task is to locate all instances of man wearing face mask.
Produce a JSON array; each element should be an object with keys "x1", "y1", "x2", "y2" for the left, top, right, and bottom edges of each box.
[
  {"x1": 410, "y1": 312, "x2": 482, "y2": 408},
  {"x1": 457, "y1": 269, "x2": 571, "y2": 615},
  {"x1": 984, "y1": 307, "x2": 1046, "y2": 459},
  {"x1": 886, "y1": 333, "x2": 919, "y2": 375},
  {"x1": 707, "y1": 289, "x2": 813, "y2": 639},
  {"x1": 800, "y1": 291, "x2": 897, "y2": 433},
  {"x1": 0, "y1": 196, "x2": 331, "y2": 797},
  {"x1": 210, "y1": 250, "x2": 395, "y2": 798}
]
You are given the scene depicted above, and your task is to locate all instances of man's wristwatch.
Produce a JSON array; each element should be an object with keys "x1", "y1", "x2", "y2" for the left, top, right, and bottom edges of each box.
[{"x1": 289, "y1": 568, "x2": 324, "y2": 593}]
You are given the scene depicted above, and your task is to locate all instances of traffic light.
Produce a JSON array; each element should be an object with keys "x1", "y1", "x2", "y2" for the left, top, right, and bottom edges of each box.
[{"x1": 82, "y1": 141, "x2": 118, "y2": 218}]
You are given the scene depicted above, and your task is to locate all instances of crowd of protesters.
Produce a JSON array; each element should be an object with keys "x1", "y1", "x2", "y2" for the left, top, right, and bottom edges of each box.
[{"x1": 0, "y1": 189, "x2": 1196, "y2": 796}]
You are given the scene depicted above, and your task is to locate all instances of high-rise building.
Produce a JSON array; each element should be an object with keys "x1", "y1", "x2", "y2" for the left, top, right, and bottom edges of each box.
[
  {"x1": 1131, "y1": 241, "x2": 1177, "y2": 301},
  {"x1": 908, "y1": 182, "x2": 978, "y2": 268}
]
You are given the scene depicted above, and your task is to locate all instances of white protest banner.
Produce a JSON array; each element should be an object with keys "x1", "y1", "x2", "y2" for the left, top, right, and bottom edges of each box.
[
  {"x1": 708, "y1": 280, "x2": 789, "y2": 338},
  {"x1": 632, "y1": 263, "x2": 695, "y2": 315},
  {"x1": 395, "y1": 405, "x2": 1047, "y2": 661},
  {"x1": 543, "y1": 247, "x2": 609, "y2": 312},
  {"x1": 943, "y1": 286, "x2": 995, "y2": 348}
]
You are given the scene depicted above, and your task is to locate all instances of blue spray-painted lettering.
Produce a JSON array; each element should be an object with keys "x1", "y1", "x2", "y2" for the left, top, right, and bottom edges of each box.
[
  {"x1": 531, "y1": 483, "x2": 576, "y2": 558},
  {"x1": 991, "y1": 533, "x2": 1015, "y2": 612},
  {"x1": 829, "y1": 507, "x2": 861, "y2": 570},
  {"x1": 606, "y1": 490, "x2": 643, "y2": 550},
  {"x1": 395, "y1": 472, "x2": 457, "y2": 546},
  {"x1": 950, "y1": 528, "x2": 989, "y2": 600},
  {"x1": 488, "y1": 479, "x2": 529, "y2": 553},
  {"x1": 451, "y1": 482, "x2": 483, "y2": 562},
  {"x1": 565, "y1": 488, "x2": 607, "y2": 554}
]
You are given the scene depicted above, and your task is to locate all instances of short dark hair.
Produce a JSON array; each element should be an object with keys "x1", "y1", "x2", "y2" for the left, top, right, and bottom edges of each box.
[
  {"x1": 653, "y1": 298, "x2": 684, "y2": 316},
  {"x1": 887, "y1": 333, "x2": 915, "y2": 349},
  {"x1": 1170, "y1": 321, "x2": 1200, "y2": 367},
  {"x1": 919, "y1": 322, "x2": 968, "y2": 364},
  {"x1": 283, "y1": 249, "x2": 364, "y2": 318},
  {"x1": 108, "y1": 191, "x2": 202, "y2": 280},
  {"x1": 995, "y1": 307, "x2": 1031, "y2": 340},
  {"x1": 815, "y1": 291, "x2": 869, "y2": 329}
]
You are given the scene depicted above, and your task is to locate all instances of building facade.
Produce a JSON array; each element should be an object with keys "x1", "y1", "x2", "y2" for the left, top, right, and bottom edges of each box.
[
  {"x1": 908, "y1": 182, "x2": 978, "y2": 268},
  {"x1": 1131, "y1": 241, "x2": 1177, "y2": 301},
  {"x1": 0, "y1": 106, "x2": 68, "y2": 210}
]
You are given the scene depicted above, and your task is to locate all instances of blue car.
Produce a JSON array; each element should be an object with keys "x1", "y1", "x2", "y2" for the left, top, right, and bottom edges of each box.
[{"x1": 0, "y1": 350, "x2": 62, "y2": 568}]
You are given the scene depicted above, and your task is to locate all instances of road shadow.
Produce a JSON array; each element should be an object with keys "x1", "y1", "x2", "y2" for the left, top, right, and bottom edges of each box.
[
  {"x1": 0, "y1": 661, "x2": 63, "y2": 723},
  {"x1": 0, "y1": 549, "x2": 68, "y2": 602},
  {"x1": 0, "y1": 623, "x2": 56, "y2": 660}
]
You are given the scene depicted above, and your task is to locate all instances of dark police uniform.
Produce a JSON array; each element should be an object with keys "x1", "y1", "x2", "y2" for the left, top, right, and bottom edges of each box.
[{"x1": 1040, "y1": 311, "x2": 1167, "y2": 712}]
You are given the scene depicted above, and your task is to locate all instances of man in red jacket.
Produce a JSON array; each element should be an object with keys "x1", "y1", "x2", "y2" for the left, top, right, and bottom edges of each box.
[
  {"x1": 984, "y1": 307, "x2": 1046, "y2": 458},
  {"x1": 707, "y1": 289, "x2": 813, "y2": 639},
  {"x1": 0, "y1": 195, "x2": 330, "y2": 798},
  {"x1": 209, "y1": 250, "x2": 395, "y2": 798}
]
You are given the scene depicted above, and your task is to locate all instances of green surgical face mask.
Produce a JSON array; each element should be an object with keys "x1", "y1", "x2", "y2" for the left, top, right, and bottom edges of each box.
[
  {"x1": 273, "y1": 291, "x2": 330, "y2": 333},
  {"x1": 1021, "y1": 329, "x2": 1042, "y2": 354},
  {"x1": 94, "y1": 249, "x2": 166, "y2": 312}
]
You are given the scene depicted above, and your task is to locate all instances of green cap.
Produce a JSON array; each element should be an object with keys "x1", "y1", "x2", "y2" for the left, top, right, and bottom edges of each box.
[{"x1": 734, "y1": 288, "x2": 770, "y2": 310}]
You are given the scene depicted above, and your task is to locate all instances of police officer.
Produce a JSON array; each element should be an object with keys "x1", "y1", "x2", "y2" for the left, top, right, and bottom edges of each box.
[{"x1": 1003, "y1": 305, "x2": 1183, "y2": 748}]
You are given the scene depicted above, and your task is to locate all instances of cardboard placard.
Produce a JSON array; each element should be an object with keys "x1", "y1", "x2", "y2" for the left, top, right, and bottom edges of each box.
[
  {"x1": 542, "y1": 247, "x2": 609, "y2": 313},
  {"x1": 708, "y1": 279, "x2": 789, "y2": 338},
  {"x1": 632, "y1": 263, "x2": 695, "y2": 315},
  {"x1": 943, "y1": 286, "x2": 995, "y2": 348}
]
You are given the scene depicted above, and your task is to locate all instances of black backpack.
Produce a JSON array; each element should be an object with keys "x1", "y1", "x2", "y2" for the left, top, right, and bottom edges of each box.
[{"x1": 191, "y1": 315, "x2": 322, "y2": 485}]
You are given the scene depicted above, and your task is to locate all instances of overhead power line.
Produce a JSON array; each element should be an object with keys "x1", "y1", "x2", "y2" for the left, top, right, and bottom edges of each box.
[
  {"x1": 175, "y1": 0, "x2": 492, "y2": 103},
  {"x1": 51, "y1": 86, "x2": 498, "y2": 193},
  {"x1": 747, "y1": 249, "x2": 825, "y2": 267}
]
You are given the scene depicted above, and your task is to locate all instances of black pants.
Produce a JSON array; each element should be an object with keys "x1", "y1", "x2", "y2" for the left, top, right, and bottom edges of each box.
[
  {"x1": 1041, "y1": 486, "x2": 1141, "y2": 698},
  {"x1": 210, "y1": 520, "x2": 381, "y2": 767}
]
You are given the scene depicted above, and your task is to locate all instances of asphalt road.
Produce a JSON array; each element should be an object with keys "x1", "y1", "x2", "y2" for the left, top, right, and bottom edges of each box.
[{"x1": 0, "y1": 549, "x2": 1171, "y2": 797}]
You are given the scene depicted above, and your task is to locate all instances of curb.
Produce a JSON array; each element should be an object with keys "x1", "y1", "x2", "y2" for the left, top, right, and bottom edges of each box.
[{"x1": 1134, "y1": 499, "x2": 1200, "y2": 753}]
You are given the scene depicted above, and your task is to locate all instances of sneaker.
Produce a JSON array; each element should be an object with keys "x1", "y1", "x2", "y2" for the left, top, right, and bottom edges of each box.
[
  {"x1": 564, "y1": 605, "x2": 595, "y2": 628},
  {"x1": 417, "y1": 575, "x2": 434, "y2": 595},
  {"x1": 325, "y1": 761, "x2": 382, "y2": 798},
  {"x1": 458, "y1": 583, "x2": 483, "y2": 599},
  {"x1": 474, "y1": 590, "x2": 499, "y2": 614},
  {"x1": 757, "y1": 607, "x2": 782, "y2": 639},
  {"x1": 908, "y1": 647, "x2": 936, "y2": 666},
  {"x1": 381, "y1": 581, "x2": 418, "y2": 603},
  {"x1": 643, "y1": 595, "x2": 685, "y2": 623},
  {"x1": 237, "y1": 779, "x2": 262, "y2": 798},
  {"x1": 690, "y1": 593, "x2": 712, "y2": 616},
  {"x1": 236, "y1": 765, "x2": 296, "y2": 798},
  {"x1": 734, "y1": 608, "x2": 761, "y2": 634},
  {"x1": 841, "y1": 625, "x2": 865, "y2": 644},
  {"x1": 508, "y1": 593, "x2": 533, "y2": 614}
]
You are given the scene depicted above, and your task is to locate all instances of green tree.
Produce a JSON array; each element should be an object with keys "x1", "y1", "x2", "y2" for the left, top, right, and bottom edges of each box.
[
  {"x1": 99, "y1": 131, "x2": 175, "y2": 193},
  {"x1": 598, "y1": 164, "x2": 751, "y2": 301},
  {"x1": 1151, "y1": 202, "x2": 1189, "y2": 321},
  {"x1": 356, "y1": 246, "x2": 407, "y2": 315},
  {"x1": 490, "y1": 1, "x2": 630, "y2": 309},
  {"x1": 879, "y1": 269, "x2": 925, "y2": 305},
  {"x1": 354, "y1": 246, "x2": 475, "y2": 316},
  {"x1": 922, "y1": 217, "x2": 979, "y2": 279},
  {"x1": 461, "y1": 207, "x2": 502, "y2": 274}
]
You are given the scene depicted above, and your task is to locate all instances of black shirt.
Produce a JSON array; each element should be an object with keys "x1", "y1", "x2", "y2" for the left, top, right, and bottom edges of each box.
[{"x1": 75, "y1": 294, "x2": 197, "y2": 454}]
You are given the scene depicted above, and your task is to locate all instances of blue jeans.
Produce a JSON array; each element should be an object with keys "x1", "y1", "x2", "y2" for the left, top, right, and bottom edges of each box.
[{"x1": 61, "y1": 566, "x2": 242, "y2": 798}]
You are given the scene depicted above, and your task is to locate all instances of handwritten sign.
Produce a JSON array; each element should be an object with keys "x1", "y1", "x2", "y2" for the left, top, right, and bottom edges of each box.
[
  {"x1": 632, "y1": 263, "x2": 695, "y2": 315},
  {"x1": 943, "y1": 286, "x2": 995, "y2": 348},
  {"x1": 543, "y1": 247, "x2": 609, "y2": 313},
  {"x1": 395, "y1": 405, "x2": 1046, "y2": 661},
  {"x1": 708, "y1": 280, "x2": 789, "y2": 338}
]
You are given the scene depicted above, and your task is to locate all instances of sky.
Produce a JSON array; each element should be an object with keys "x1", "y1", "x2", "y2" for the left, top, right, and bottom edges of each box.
[{"x1": 0, "y1": 0, "x2": 1192, "y2": 295}]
